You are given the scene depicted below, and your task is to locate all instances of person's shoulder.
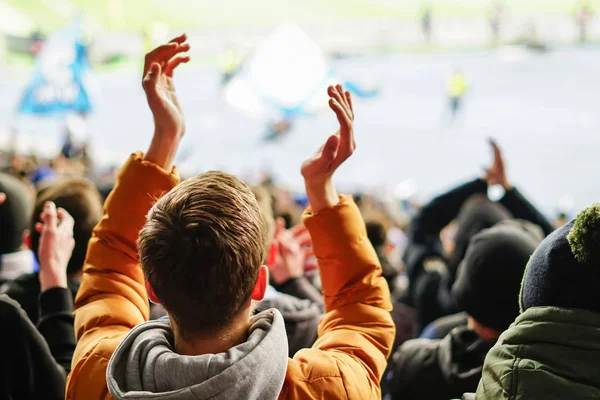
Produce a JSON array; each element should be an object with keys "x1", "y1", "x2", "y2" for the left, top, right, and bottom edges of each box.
[
  {"x1": 0, "y1": 294, "x2": 23, "y2": 317},
  {"x1": 395, "y1": 337, "x2": 442, "y2": 369},
  {"x1": 387, "y1": 337, "x2": 447, "y2": 398},
  {"x1": 259, "y1": 292, "x2": 320, "y2": 320},
  {"x1": 2, "y1": 272, "x2": 40, "y2": 296}
]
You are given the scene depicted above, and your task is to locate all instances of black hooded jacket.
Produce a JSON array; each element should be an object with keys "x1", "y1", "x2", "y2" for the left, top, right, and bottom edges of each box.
[
  {"x1": 387, "y1": 326, "x2": 495, "y2": 400},
  {"x1": 0, "y1": 288, "x2": 75, "y2": 400},
  {"x1": 403, "y1": 178, "x2": 554, "y2": 328}
]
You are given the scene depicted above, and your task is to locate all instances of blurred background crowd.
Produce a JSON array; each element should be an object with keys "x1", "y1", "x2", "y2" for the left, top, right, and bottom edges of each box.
[
  {"x1": 1, "y1": 1, "x2": 600, "y2": 399},
  {"x1": 1, "y1": 0, "x2": 599, "y2": 220}
]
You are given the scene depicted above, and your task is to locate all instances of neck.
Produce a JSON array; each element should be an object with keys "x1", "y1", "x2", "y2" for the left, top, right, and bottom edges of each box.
[{"x1": 173, "y1": 310, "x2": 252, "y2": 356}]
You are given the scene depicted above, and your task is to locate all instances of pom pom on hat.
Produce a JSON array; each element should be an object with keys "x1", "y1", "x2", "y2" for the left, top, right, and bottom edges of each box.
[{"x1": 567, "y1": 203, "x2": 600, "y2": 265}]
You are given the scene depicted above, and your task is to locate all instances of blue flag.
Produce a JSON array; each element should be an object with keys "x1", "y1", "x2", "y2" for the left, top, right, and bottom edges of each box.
[{"x1": 18, "y1": 21, "x2": 93, "y2": 115}]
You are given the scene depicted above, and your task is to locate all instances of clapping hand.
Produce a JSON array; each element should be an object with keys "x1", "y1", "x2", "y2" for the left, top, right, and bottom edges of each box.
[
  {"x1": 301, "y1": 85, "x2": 356, "y2": 212},
  {"x1": 484, "y1": 139, "x2": 511, "y2": 190},
  {"x1": 142, "y1": 33, "x2": 191, "y2": 171}
]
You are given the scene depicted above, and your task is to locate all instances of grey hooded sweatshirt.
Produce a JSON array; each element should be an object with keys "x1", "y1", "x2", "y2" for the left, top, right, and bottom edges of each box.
[{"x1": 106, "y1": 309, "x2": 288, "y2": 400}]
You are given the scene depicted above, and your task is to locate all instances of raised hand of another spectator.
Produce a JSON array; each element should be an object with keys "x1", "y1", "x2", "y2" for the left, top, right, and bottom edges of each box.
[
  {"x1": 290, "y1": 223, "x2": 317, "y2": 272},
  {"x1": 269, "y1": 218, "x2": 313, "y2": 284},
  {"x1": 36, "y1": 202, "x2": 75, "y2": 292},
  {"x1": 301, "y1": 85, "x2": 356, "y2": 212},
  {"x1": 143, "y1": 33, "x2": 191, "y2": 171},
  {"x1": 484, "y1": 139, "x2": 512, "y2": 190}
]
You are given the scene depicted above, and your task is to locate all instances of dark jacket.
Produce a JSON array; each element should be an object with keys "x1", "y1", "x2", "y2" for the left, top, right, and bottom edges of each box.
[
  {"x1": 387, "y1": 326, "x2": 495, "y2": 400},
  {"x1": 0, "y1": 288, "x2": 76, "y2": 400},
  {"x1": 1, "y1": 272, "x2": 80, "y2": 324},
  {"x1": 477, "y1": 307, "x2": 600, "y2": 399},
  {"x1": 403, "y1": 178, "x2": 554, "y2": 328}
]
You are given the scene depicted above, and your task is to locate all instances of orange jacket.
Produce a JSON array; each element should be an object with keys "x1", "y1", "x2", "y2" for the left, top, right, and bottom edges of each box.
[{"x1": 66, "y1": 153, "x2": 394, "y2": 399}]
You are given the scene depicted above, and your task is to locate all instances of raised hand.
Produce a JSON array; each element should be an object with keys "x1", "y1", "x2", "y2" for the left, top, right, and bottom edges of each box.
[
  {"x1": 484, "y1": 139, "x2": 511, "y2": 190},
  {"x1": 36, "y1": 202, "x2": 75, "y2": 292},
  {"x1": 290, "y1": 223, "x2": 317, "y2": 272},
  {"x1": 301, "y1": 85, "x2": 356, "y2": 212},
  {"x1": 268, "y1": 218, "x2": 309, "y2": 284},
  {"x1": 142, "y1": 33, "x2": 190, "y2": 170}
]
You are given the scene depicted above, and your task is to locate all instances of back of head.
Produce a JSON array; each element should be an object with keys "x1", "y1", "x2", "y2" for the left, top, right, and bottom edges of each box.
[
  {"x1": 521, "y1": 204, "x2": 600, "y2": 314},
  {"x1": 452, "y1": 220, "x2": 542, "y2": 332},
  {"x1": 30, "y1": 178, "x2": 103, "y2": 275},
  {"x1": 139, "y1": 171, "x2": 269, "y2": 338},
  {"x1": 251, "y1": 185, "x2": 275, "y2": 242},
  {"x1": 450, "y1": 195, "x2": 512, "y2": 269},
  {"x1": 0, "y1": 173, "x2": 33, "y2": 255}
]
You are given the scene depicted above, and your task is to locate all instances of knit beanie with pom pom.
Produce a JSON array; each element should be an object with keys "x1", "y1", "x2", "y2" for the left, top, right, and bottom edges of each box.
[{"x1": 520, "y1": 203, "x2": 600, "y2": 313}]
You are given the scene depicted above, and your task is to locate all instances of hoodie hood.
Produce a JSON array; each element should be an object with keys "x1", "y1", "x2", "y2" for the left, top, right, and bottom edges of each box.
[
  {"x1": 107, "y1": 308, "x2": 288, "y2": 400},
  {"x1": 437, "y1": 326, "x2": 495, "y2": 382}
]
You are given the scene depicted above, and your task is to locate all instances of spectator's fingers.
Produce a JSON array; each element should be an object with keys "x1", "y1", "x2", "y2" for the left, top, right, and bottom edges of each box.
[
  {"x1": 328, "y1": 86, "x2": 352, "y2": 122},
  {"x1": 295, "y1": 231, "x2": 312, "y2": 248},
  {"x1": 145, "y1": 43, "x2": 179, "y2": 65},
  {"x1": 164, "y1": 55, "x2": 191, "y2": 77},
  {"x1": 345, "y1": 90, "x2": 354, "y2": 118},
  {"x1": 303, "y1": 247, "x2": 314, "y2": 259},
  {"x1": 329, "y1": 98, "x2": 350, "y2": 131},
  {"x1": 43, "y1": 202, "x2": 58, "y2": 230},
  {"x1": 290, "y1": 223, "x2": 307, "y2": 236},
  {"x1": 335, "y1": 84, "x2": 350, "y2": 111},
  {"x1": 168, "y1": 33, "x2": 187, "y2": 45},
  {"x1": 57, "y1": 208, "x2": 75, "y2": 235}
]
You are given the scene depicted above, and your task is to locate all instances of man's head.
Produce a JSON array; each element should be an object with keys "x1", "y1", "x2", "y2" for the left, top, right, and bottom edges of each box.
[
  {"x1": 0, "y1": 173, "x2": 33, "y2": 255},
  {"x1": 139, "y1": 171, "x2": 270, "y2": 339},
  {"x1": 449, "y1": 194, "x2": 512, "y2": 269},
  {"x1": 29, "y1": 178, "x2": 103, "y2": 276},
  {"x1": 452, "y1": 220, "x2": 542, "y2": 337}
]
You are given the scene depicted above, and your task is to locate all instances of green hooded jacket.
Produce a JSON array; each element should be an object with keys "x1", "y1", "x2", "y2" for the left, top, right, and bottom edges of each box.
[{"x1": 476, "y1": 306, "x2": 600, "y2": 399}]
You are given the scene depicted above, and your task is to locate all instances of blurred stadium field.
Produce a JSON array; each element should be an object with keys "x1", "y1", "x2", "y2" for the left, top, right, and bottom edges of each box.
[{"x1": 7, "y1": 0, "x2": 600, "y2": 33}]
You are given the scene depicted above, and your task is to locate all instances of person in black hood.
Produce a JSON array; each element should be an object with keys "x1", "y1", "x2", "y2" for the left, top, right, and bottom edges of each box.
[
  {"x1": 1, "y1": 178, "x2": 102, "y2": 324},
  {"x1": 0, "y1": 173, "x2": 35, "y2": 285},
  {"x1": 387, "y1": 220, "x2": 543, "y2": 400},
  {"x1": 0, "y1": 201, "x2": 77, "y2": 400},
  {"x1": 403, "y1": 139, "x2": 554, "y2": 329}
]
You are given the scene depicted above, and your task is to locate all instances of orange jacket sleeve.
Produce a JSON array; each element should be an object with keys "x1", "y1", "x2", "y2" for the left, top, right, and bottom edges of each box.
[
  {"x1": 283, "y1": 196, "x2": 395, "y2": 399},
  {"x1": 66, "y1": 153, "x2": 180, "y2": 400}
]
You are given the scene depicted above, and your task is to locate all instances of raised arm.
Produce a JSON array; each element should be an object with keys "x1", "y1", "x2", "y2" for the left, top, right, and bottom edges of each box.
[
  {"x1": 284, "y1": 85, "x2": 395, "y2": 399},
  {"x1": 66, "y1": 36, "x2": 189, "y2": 399},
  {"x1": 485, "y1": 140, "x2": 554, "y2": 236},
  {"x1": 34, "y1": 202, "x2": 77, "y2": 372}
]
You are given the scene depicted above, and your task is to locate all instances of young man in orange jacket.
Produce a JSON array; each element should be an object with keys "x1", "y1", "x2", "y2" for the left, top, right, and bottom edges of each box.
[{"x1": 66, "y1": 35, "x2": 394, "y2": 400}]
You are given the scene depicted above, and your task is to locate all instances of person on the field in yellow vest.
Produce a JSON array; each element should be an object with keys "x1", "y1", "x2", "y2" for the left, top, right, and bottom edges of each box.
[{"x1": 447, "y1": 70, "x2": 468, "y2": 120}]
